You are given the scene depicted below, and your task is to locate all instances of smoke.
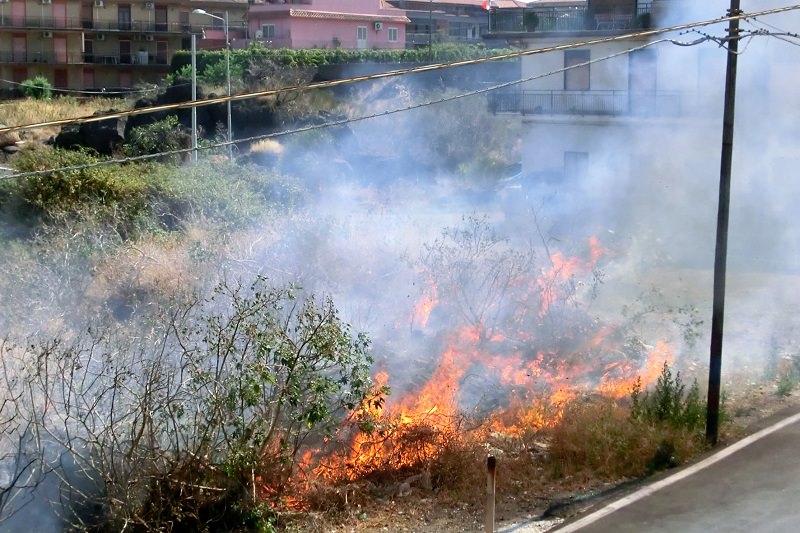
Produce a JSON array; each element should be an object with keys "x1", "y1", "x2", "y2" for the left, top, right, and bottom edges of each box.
[{"x1": 3, "y1": 2, "x2": 800, "y2": 526}]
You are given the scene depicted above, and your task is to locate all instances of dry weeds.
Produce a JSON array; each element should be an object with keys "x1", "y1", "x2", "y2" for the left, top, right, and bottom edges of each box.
[{"x1": 0, "y1": 96, "x2": 129, "y2": 141}]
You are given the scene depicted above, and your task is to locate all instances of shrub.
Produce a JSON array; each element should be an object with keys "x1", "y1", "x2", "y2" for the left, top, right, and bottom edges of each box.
[
  {"x1": 19, "y1": 75, "x2": 53, "y2": 100},
  {"x1": 122, "y1": 115, "x2": 188, "y2": 163},
  {"x1": 630, "y1": 362, "x2": 705, "y2": 431},
  {"x1": 18, "y1": 277, "x2": 382, "y2": 530}
]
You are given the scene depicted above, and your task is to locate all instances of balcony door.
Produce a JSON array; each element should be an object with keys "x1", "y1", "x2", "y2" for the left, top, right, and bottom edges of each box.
[
  {"x1": 629, "y1": 49, "x2": 657, "y2": 115},
  {"x1": 119, "y1": 40, "x2": 131, "y2": 64},
  {"x1": 564, "y1": 50, "x2": 590, "y2": 91},
  {"x1": 11, "y1": 0, "x2": 25, "y2": 27},
  {"x1": 118, "y1": 5, "x2": 132, "y2": 31},
  {"x1": 81, "y1": 2, "x2": 93, "y2": 29},
  {"x1": 155, "y1": 6, "x2": 168, "y2": 32},
  {"x1": 156, "y1": 40, "x2": 167, "y2": 64},
  {"x1": 54, "y1": 35, "x2": 68, "y2": 64},
  {"x1": 357, "y1": 26, "x2": 367, "y2": 49},
  {"x1": 53, "y1": 0, "x2": 67, "y2": 29},
  {"x1": 12, "y1": 35, "x2": 26, "y2": 63}
]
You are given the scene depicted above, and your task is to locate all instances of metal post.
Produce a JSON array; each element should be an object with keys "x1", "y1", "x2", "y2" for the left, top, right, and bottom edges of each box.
[
  {"x1": 428, "y1": 0, "x2": 433, "y2": 50},
  {"x1": 191, "y1": 33, "x2": 198, "y2": 163},
  {"x1": 485, "y1": 455, "x2": 496, "y2": 533},
  {"x1": 706, "y1": 0, "x2": 741, "y2": 446},
  {"x1": 224, "y1": 10, "x2": 232, "y2": 160}
]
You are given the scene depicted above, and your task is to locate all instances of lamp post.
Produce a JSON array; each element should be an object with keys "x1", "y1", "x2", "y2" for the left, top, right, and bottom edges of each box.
[
  {"x1": 193, "y1": 8, "x2": 232, "y2": 159},
  {"x1": 428, "y1": 0, "x2": 433, "y2": 50}
]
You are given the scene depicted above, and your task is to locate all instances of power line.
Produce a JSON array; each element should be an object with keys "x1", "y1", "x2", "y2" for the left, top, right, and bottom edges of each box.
[
  {"x1": 0, "y1": 37, "x2": 714, "y2": 182},
  {"x1": 0, "y1": 3, "x2": 797, "y2": 137}
]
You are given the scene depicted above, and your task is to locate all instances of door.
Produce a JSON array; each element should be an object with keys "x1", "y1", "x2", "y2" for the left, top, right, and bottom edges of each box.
[
  {"x1": 119, "y1": 70, "x2": 132, "y2": 88},
  {"x1": 155, "y1": 6, "x2": 168, "y2": 32},
  {"x1": 564, "y1": 50, "x2": 590, "y2": 91},
  {"x1": 83, "y1": 68, "x2": 95, "y2": 89},
  {"x1": 118, "y1": 5, "x2": 132, "y2": 31},
  {"x1": 54, "y1": 69, "x2": 68, "y2": 88},
  {"x1": 53, "y1": 0, "x2": 67, "y2": 29},
  {"x1": 12, "y1": 35, "x2": 26, "y2": 63},
  {"x1": 629, "y1": 49, "x2": 657, "y2": 115},
  {"x1": 11, "y1": 0, "x2": 25, "y2": 27},
  {"x1": 156, "y1": 40, "x2": 167, "y2": 64},
  {"x1": 119, "y1": 40, "x2": 131, "y2": 64},
  {"x1": 81, "y1": 2, "x2": 93, "y2": 29},
  {"x1": 84, "y1": 38, "x2": 93, "y2": 63},
  {"x1": 54, "y1": 36, "x2": 68, "y2": 64},
  {"x1": 356, "y1": 26, "x2": 367, "y2": 49},
  {"x1": 12, "y1": 67, "x2": 27, "y2": 84}
]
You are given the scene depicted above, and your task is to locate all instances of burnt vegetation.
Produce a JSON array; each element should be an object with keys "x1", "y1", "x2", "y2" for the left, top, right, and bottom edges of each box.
[{"x1": 0, "y1": 72, "x2": 736, "y2": 531}]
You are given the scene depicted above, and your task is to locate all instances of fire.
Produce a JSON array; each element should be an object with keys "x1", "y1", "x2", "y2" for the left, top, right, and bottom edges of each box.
[
  {"x1": 312, "y1": 235, "x2": 682, "y2": 485},
  {"x1": 412, "y1": 282, "x2": 439, "y2": 328}
]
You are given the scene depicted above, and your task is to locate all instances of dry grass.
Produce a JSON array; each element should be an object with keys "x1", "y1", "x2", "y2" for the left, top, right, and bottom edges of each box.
[
  {"x1": 543, "y1": 397, "x2": 706, "y2": 481},
  {"x1": 0, "y1": 96, "x2": 129, "y2": 141}
]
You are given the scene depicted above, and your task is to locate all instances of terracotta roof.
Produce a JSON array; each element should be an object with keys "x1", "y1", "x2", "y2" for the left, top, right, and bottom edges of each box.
[{"x1": 288, "y1": 9, "x2": 411, "y2": 23}]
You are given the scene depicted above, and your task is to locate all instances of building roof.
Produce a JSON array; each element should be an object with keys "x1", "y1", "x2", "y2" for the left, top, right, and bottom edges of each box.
[{"x1": 286, "y1": 9, "x2": 411, "y2": 23}]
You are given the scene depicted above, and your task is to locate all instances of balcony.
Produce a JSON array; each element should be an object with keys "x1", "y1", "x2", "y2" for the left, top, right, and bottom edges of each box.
[
  {"x1": 0, "y1": 15, "x2": 246, "y2": 36},
  {"x1": 488, "y1": 90, "x2": 692, "y2": 118},
  {"x1": 0, "y1": 51, "x2": 85, "y2": 64},
  {"x1": 0, "y1": 51, "x2": 169, "y2": 66},
  {"x1": 487, "y1": 4, "x2": 652, "y2": 35}
]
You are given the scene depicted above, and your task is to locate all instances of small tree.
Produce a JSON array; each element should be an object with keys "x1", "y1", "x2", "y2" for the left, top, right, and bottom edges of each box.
[{"x1": 19, "y1": 76, "x2": 52, "y2": 100}]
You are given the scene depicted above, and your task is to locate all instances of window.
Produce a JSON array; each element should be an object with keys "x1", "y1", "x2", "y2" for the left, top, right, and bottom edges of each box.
[
  {"x1": 564, "y1": 50, "x2": 590, "y2": 91},
  {"x1": 564, "y1": 152, "x2": 589, "y2": 181},
  {"x1": 357, "y1": 26, "x2": 368, "y2": 41},
  {"x1": 211, "y1": 12, "x2": 224, "y2": 30},
  {"x1": 261, "y1": 24, "x2": 275, "y2": 39},
  {"x1": 388, "y1": 27, "x2": 398, "y2": 42}
]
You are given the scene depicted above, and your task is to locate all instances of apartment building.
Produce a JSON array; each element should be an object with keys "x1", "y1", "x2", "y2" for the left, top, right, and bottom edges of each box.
[
  {"x1": 0, "y1": 0, "x2": 247, "y2": 92},
  {"x1": 485, "y1": 0, "x2": 723, "y2": 183}
]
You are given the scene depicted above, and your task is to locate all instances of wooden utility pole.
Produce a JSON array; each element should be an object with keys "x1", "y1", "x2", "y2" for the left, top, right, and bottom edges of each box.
[{"x1": 706, "y1": 0, "x2": 741, "y2": 445}]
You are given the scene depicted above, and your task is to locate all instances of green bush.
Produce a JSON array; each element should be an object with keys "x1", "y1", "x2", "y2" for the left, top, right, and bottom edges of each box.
[
  {"x1": 123, "y1": 115, "x2": 187, "y2": 163},
  {"x1": 21, "y1": 277, "x2": 383, "y2": 530},
  {"x1": 19, "y1": 75, "x2": 53, "y2": 100},
  {"x1": 1, "y1": 146, "x2": 304, "y2": 236},
  {"x1": 630, "y1": 362, "x2": 705, "y2": 431}
]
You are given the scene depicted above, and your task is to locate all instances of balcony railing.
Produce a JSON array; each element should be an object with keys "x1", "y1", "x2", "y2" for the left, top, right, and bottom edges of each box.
[
  {"x1": 488, "y1": 90, "x2": 690, "y2": 117},
  {"x1": 0, "y1": 51, "x2": 168, "y2": 66},
  {"x1": 0, "y1": 15, "x2": 247, "y2": 35},
  {"x1": 488, "y1": 4, "x2": 652, "y2": 34}
]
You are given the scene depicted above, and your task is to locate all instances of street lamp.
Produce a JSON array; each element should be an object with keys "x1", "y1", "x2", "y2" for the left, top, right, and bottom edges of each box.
[{"x1": 193, "y1": 8, "x2": 232, "y2": 159}]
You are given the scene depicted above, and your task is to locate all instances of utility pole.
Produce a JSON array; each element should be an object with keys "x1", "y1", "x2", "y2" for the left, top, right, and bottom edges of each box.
[{"x1": 706, "y1": 0, "x2": 741, "y2": 445}]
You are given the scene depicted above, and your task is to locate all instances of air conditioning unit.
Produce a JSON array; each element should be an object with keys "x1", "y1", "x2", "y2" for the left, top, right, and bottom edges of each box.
[
  {"x1": 41, "y1": 0, "x2": 52, "y2": 5},
  {"x1": 96, "y1": 34, "x2": 106, "y2": 41},
  {"x1": 42, "y1": 31, "x2": 53, "y2": 38},
  {"x1": 255, "y1": 30, "x2": 263, "y2": 39},
  {"x1": 143, "y1": 1, "x2": 154, "y2": 10},
  {"x1": 94, "y1": 0, "x2": 104, "y2": 7},
  {"x1": 374, "y1": 22, "x2": 383, "y2": 31}
]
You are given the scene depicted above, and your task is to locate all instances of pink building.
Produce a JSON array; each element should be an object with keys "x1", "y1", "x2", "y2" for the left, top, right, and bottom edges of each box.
[{"x1": 247, "y1": 0, "x2": 410, "y2": 49}]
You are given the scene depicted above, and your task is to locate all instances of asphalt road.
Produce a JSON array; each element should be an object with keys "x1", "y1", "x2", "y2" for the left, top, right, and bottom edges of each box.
[{"x1": 551, "y1": 409, "x2": 800, "y2": 533}]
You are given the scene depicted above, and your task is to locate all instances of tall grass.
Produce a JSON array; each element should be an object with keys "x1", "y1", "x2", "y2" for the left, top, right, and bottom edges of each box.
[{"x1": 0, "y1": 96, "x2": 130, "y2": 140}]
